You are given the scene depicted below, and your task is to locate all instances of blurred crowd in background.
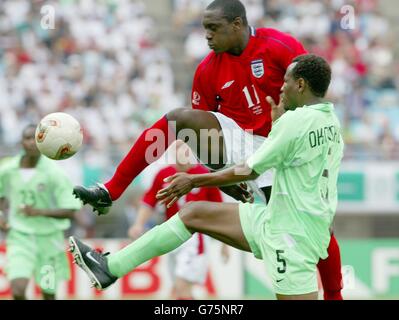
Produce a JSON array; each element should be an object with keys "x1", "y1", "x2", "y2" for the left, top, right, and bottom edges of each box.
[
  {"x1": 0, "y1": 0, "x2": 397, "y2": 237},
  {"x1": 0, "y1": 0, "x2": 181, "y2": 153}
]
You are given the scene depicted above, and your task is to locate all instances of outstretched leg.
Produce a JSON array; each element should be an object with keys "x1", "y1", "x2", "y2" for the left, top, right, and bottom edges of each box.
[
  {"x1": 107, "y1": 201, "x2": 250, "y2": 278},
  {"x1": 180, "y1": 202, "x2": 250, "y2": 251},
  {"x1": 73, "y1": 109, "x2": 227, "y2": 213},
  {"x1": 105, "y1": 109, "x2": 225, "y2": 201},
  {"x1": 70, "y1": 201, "x2": 318, "y2": 299},
  {"x1": 69, "y1": 201, "x2": 248, "y2": 289}
]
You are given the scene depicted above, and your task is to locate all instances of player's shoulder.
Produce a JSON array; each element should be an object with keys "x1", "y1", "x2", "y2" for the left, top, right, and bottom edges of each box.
[
  {"x1": 287, "y1": 106, "x2": 311, "y2": 119},
  {"x1": 38, "y1": 156, "x2": 57, "y2": 169},
  {"x1": 255, "y1": 27, "x2": 303, "y2": 51},
  {"x1": 0, "y1": 155, "x2": 18, "y2": 173},
  {"x1": 195, "y1": 51, "x2": 217, "y2": 74},
  {"x1": 38, "y1": 157, "x2": 68, "y2": 176},
  {"x1": 282, "y1": 107, "x2": 319, "y2": 130},
  {"x1": 275, "y1": 108, "x2": 307, "y2": 130},
  {"x1": 256, "y1": 27, "x2": 297, "y2": 41}
]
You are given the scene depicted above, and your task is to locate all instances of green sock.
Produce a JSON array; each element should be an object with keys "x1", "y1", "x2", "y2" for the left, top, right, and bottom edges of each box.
[{"x1": 107, "y1": 213, "x2": 192, "y2": 278}]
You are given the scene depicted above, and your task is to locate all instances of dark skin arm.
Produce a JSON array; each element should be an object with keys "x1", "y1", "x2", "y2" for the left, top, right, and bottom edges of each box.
[
  {"x1": 0, "y1": 197, "x2": 9, "y2": 231},
  {"x1": 156, "y1": 162, "x2": 259, "y2": 208},
  {"x1": 20, "y1": 205, "x2": 76, "y2": 219}
]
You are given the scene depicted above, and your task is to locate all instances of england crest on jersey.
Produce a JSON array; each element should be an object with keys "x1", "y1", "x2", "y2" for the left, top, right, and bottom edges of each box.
[{"x1": 251, "y1": 59, "x2": 264, "y2": 78}]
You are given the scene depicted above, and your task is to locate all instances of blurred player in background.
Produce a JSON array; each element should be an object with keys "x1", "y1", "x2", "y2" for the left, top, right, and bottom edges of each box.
[
  {"x1": 0, "y1": 124, "x2": 81, "y2": 300},
  {"x1": 128, "y1": 140, "x2": 228, "y2": 299},
  {"x1": 69, "y1": 54, "x2": 343, "y2": 300},
  {"x1": 73, "y1": 0, "x2": 342, "y2": 299}
]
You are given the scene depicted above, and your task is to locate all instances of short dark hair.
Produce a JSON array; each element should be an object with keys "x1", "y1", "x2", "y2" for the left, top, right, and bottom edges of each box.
[
  {"x1": 292, "y1": 54, "x2": 331, "y2": 97},
  {"x1": 207, "y1": 0, "x2": 248, "y2": 26}
]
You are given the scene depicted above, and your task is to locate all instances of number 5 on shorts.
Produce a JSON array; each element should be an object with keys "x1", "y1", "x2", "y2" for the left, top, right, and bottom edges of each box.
[{"x1": 276, "y1": 250, "x2": 286, "y2": 273}]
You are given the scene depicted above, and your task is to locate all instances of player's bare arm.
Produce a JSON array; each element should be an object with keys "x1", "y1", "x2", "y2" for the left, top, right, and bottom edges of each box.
[
  {"x1": 156, "y1": 163, "x2": 258, "y2": 207},
  {"x1": 20, "y1": 205, "x2": 76, "y2": 219},
  {"x1": 0, "y1": 212, "x2": 8, "y2": 231},
  {"x1": 0, "y1": 197, "x2": 9, "y2": 231}
]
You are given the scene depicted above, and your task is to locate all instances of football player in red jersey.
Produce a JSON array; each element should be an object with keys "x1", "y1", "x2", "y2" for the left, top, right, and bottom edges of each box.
[
  {"x1": 128, "y1": 141, "x2": 226, "y2": 299},
  {"x1": 73, "y1": 0, "x2": 343, "y2": 300}
]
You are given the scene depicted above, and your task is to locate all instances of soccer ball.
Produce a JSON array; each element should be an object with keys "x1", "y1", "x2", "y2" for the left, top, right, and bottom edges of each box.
[{"x1": 35, "y1": 112, "x2": 83, "y2": 160}]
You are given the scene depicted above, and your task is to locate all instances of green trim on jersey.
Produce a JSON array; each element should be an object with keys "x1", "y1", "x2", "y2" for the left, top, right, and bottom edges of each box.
[
  {"x1": 247, "y1": 102, "x2": 344, "y2": 259},
  {"x1": 0, "y1": 155, "x2": 81, "y2": 235}
]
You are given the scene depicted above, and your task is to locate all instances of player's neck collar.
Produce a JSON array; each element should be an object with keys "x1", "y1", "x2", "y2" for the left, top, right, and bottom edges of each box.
[{"x1": 249, "y1": 26, "x2": 256, "y2": 37}]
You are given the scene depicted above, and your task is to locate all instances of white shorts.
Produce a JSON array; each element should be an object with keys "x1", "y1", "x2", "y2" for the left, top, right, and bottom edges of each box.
[
  {"x1": 168, "y1": 233, "x2": 209, "y2": 284},
  {"x1": 211, "y1": 112, "x2": 274, "y2": 190}
]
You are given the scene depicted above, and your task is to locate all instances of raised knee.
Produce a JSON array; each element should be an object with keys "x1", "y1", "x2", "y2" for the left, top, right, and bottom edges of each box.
[
  {"x1": 166, "y1": 108, "x2": 189, "y2": 123},
  {"x1": 179, "y1": 201, "x2": 205, "y2": 228},
  {"x1": 166, "y1": 108, "x2": 197, "y2": 131}
]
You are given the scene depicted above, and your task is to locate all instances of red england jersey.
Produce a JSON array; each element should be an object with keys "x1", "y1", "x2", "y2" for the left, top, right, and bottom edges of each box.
[
  {"x1": 141, "y1": 165, "x2": 223, "y2": 220},
  {"x1": 191, "y1": 27, "x2": 307, "y2": 137}
]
